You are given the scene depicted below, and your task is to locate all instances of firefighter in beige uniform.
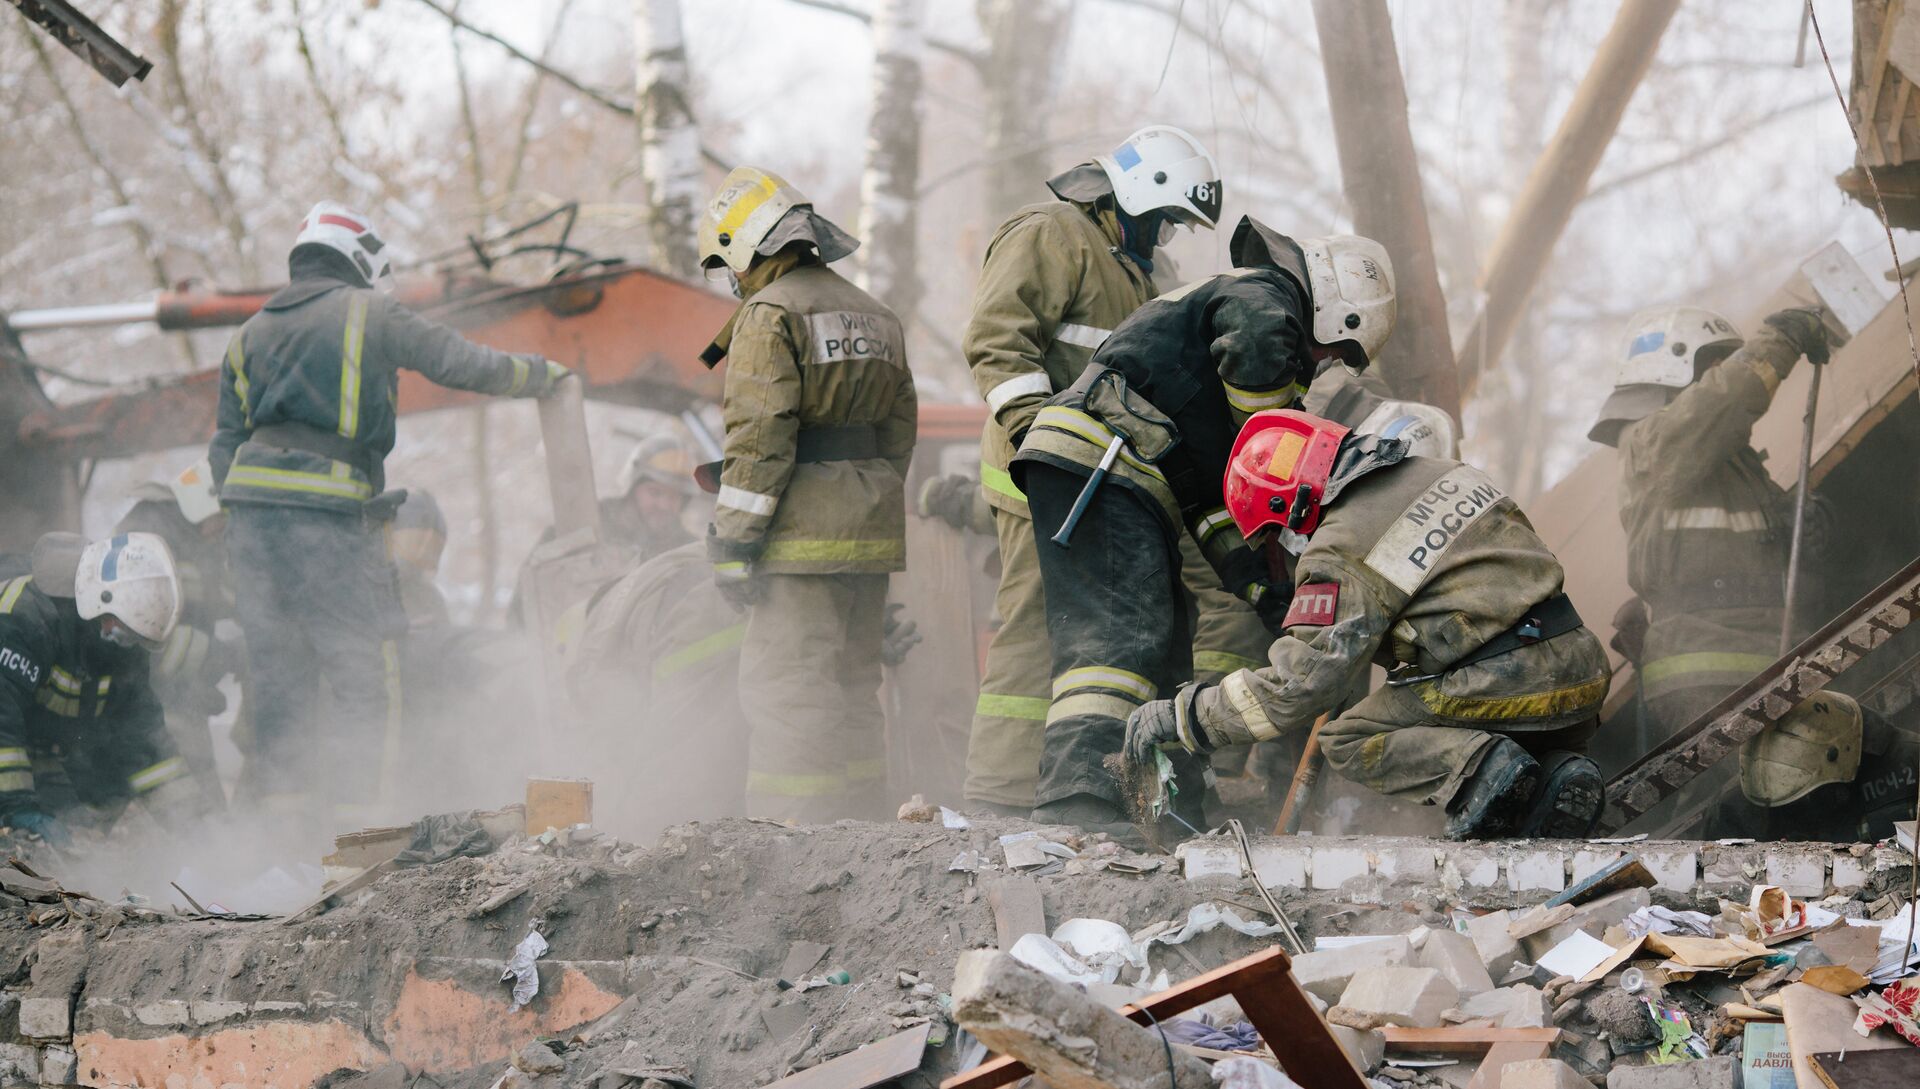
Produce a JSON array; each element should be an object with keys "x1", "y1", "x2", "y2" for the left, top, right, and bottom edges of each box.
[
  {"x1": 697, "y1": 167, "x2": 917, "y2": 823},
  {"x1": 1588, "y1": 305, "x2": 1845, "y2": 829},
  {"x1": 1128, "y1": 411, "x2": 1614, "y2": 839},
  {"x1": 962, "y1": 125, "x2": 1228, "y2": 812}
]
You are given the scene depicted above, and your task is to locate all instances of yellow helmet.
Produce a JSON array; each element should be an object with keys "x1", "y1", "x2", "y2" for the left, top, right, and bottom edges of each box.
[
  {"x1": 697, "y1": 166, "x2": 857, "y2": 274},
  {"x1": 1739, "y1": 691, "x2": 1863, "y2": 807}
]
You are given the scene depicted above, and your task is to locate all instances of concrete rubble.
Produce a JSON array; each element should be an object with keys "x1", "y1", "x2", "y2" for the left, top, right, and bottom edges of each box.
[{"x1": 0, "y1": 810, "x2": 1906, "y2": 1088}]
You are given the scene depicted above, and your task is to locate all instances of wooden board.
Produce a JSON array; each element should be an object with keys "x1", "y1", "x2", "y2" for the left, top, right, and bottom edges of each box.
[
  {"x1": 1780, "y1": 983, "x2": 1907, "y2": 1089},
  {"x1": 760, "y1": 1023, "x2": 930, "y2": 1089},
  {"x1": 943, "y1": 947, "x2": 1365, "y2": 1089},
  {"x1": 1463, "y1": 1040, "x2": 1553, "y2": 1089},
  {"x1": 1809, "y1": 1047, "x2": 1920, "y2": 1089},
  {"x1": 986, "y1": 877, "x2": 1044, "y2": 953},
  {"x1": 1380, "y1": 1027, "x2": 1562, "y2": 1055}
]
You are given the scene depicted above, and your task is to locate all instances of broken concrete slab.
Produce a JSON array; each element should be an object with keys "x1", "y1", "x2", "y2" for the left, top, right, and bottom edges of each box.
[
  {"x1": 1459, "y1": 985, "x2": 1550, "y2": 1029},
  {"x1": 1500, "y1": 1058, "x2": 1587, "y2": 1089},
  {"x1": 1417, "y1": 927, "x2": 1496, "y2": 997},
  {"x1": 1294, "y1": 936, "x2": 1413, "y2": 1003},
  {"x1": 1603, "y1": 1055, "x2": 1737, "y2": 1089},
  {"x1": 1330, "y1": 1024, "x2": 1385, "y2": 1072},
  {"x1": 1338, "y1": 966, "x2": 1458, "y2": 1028},
  {"x1": 18, "y1": 996, "x2": 70, "y2": 1041},
  {"x1": 1465, "y1": 911, "x2": 1522, "y2": 979},
  {"x1": 951, "y1": 949, "x2": 1215, "y2": 1089}
]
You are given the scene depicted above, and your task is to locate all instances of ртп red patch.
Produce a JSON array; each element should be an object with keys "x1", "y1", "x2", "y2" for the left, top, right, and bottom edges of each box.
[{"x1": 1283, "y1": 582, "x2": 1340, "y2": 627}]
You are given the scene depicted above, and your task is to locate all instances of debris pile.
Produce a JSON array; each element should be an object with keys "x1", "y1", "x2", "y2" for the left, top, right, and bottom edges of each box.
[{"x1": 0, "y1": 810, "x2": 1911, "y2": 1087}]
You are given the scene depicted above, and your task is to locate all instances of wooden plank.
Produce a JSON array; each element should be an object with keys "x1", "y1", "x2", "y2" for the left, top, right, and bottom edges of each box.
[
  {"x1": 1380, "y1": 1027, "x2": 1563, "y2": 1055},
  {"x1": 1464, "y1": 1040, "x2": 1552, "y2": 1089},
  {"x1": 944, "y1": 947, "x2": 1366, "y2": 1089},
  {"x1": 1809, "y1": 1047, "x2": 1920, "y2": 1089},
  {"x1": 1600, "y1": 553, "x2": 1920, "y2": 832},
  {"x1": 760, "y1": 1023, "x2": 929, "y2": 1089},
  {"x1": 986, "y1": 877, "x2": 1044, "y2": 953},
  {"x1": 279, "y1": 860, "x2": 393, "y2": 926}
]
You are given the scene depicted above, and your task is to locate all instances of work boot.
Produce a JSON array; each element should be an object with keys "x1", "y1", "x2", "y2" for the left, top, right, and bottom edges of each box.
[
  {"x1": 1031, "y1": 793, "x2": 1146, "y2": 848},
  {"x1": 1521, "y1": 752, "x2": 1604, "y2": 838},
  {"x1": 1443, "y1": 738, "x2": 1541, "y2": 840}
]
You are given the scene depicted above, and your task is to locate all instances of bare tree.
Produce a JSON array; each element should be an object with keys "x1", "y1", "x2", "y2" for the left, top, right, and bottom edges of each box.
[
  {"x1": 633, "y1": 0, "x2": 702, "y2": 278},
  {"x1": 977, "y1": 0, "x2": 1074, "y2": 219},
  {"x1": 857, "y1": 0, "x2": 927, "y2": 322}
]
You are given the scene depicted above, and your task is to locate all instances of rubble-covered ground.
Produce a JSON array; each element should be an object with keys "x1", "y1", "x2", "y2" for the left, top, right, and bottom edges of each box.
[{"x1": 0, "y1": 815, "x2": 1912, "y2": 1088}]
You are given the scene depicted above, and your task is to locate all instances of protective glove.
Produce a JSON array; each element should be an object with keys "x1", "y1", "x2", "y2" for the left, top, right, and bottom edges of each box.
[
  {"x1": 1763, "y1": 308, "x2": 1831, "y2": 366},
  {"x1": 1243, "y1": 579, "x2": 1294, "y2": 637},
  {"x1": 880, "y1": 602, "x2": 922, "y2": 666},
  {"x1": 1123, "y1": 683, "x2": 1211, "y2": 766},
  {"x1": 707, "y1": 529, "x2": 763, "y2": 611},
  {"x1": 917, "y1": 474, "x2": 981, "y2": 531},
  {"x1": 0, "y1": 800, "x2": 68, "y2": 847},
  {"x1": 544, "y1": 360, "x2": 574, "y2": 384}
]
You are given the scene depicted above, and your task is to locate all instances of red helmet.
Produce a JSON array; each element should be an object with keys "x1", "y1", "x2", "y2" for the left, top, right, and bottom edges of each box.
[{"x1": 1224, "y1": 410, "x2": 1351, "y2": 541}]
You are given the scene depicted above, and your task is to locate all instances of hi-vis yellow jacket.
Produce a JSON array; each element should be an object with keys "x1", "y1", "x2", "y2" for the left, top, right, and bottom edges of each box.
[
  {"x1": 709, "y1": 261, "x2": 917, "y2": 575},
  {"x1": 962, "y1": 200, "x2": 1153, "y2": 517}
]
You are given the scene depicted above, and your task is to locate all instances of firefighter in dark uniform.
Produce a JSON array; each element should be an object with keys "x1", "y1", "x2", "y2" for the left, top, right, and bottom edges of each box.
[
  {"x1": 116, "y1": 459, "x2": 238, "y2": 811},
  {"x1": 0, "y1": 533, "x2": 198, "y2": 844},
  {"x1": 209, "y1": 201, "x2": 569, "y2": 826},
  {"x1": 1009, "y1": 218, "x2": 1397, "y2": 834}
]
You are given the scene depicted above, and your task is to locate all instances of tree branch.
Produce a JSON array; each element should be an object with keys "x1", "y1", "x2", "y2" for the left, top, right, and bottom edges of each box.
[
  {"x1": 22, "y1": 30, "x2": 197, "y2": 369},
  {"x1": 411, "y1": 0, "x2": 635, "y2": 115},
  {"x1": 153, "y1": 0, "x2": 252, "y2": 275},
  {"x1": 1583, "y1": 95, "x2": 1825, "y2": 201},
  {"x1": 448, "y1": 0, "x2": 490, "y2": 227},
  {"x1": 505, "y1": 0, "x2": 578, "y2": 201},
  {"x1": 781, "y1": 0, "x2": 985, "y2": 69}
]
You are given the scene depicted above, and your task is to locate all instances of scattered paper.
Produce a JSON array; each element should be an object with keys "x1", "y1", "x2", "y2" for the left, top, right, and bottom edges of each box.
[
  {"x1": 940, "y1": 806, "x2": 970, "y2": 830},
  {"x1": 502, "y1": 923, "x2": 548, "y2": 1012},
  {"x1": 1625, "y1": 905, "x2": 1715, "y2": 939},
  {"x1": 1537, "y1": 930, "x2": 1615, "y2": 981},
  {"x1": 948, "y1": 850, "x2": 981, "y2": 874},
  {"x1": 1007, "y1": 932, "x2": 1107, "y2": 987},
  {"x1": 1000, "y1": 830, "x2": 1075, "y2": 870}
]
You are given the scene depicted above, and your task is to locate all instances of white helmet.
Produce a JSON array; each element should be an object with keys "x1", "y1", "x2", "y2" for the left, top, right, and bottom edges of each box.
[
  {"x1": 1303, "y1": 235, "x2": 1396, "y2": 369},
  {"x1": 698, "y1": 166, "x2": 858, "y2": 275},
  {"x1": 168, "y1": 457, "x2": 221, "y2": 525},
  {"x1": 1094, "y1": 125, "x2": 1222, "y2": 230},
  {"x1": 1230, "y1": 220, "x2": 1397, "y2": 370},
  {"x1": 75, "y1": 533, "x2": 182, "y2": 652},
  {"x1": 1359, "y1": 399, "x2": 1458, "y2": 459},
  {"x1": 617, "y1": 434, "x2": 699, "y2": 498},
  {"x1": 1588, "y1": 306, "x2": 1743, "y2": 447},
  {"x1": 293, "y1": 200, "x2": 394, "y2": 292}
]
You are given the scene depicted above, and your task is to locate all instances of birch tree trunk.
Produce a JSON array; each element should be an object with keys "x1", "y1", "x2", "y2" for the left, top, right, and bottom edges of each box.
[
  {"x1": 633, "y1": 0, "x2": 702, "y2": 278},
  {"x1": 857, "y1": 0, "x2": 927, "y2": 325},
  {"x1": 977, "y1": 0, "x2": 1072, "y2": 220}
]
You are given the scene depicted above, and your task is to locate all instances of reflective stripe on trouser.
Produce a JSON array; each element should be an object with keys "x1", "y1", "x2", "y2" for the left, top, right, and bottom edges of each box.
[
  {"x1": 1317, "y1": 631, "x2": 1611, "y2": 807},
  {"x1": 1639, "y1": 651, "x2": 1775, "y2": 704},
  {"x1": 1180, "y1": 531, "x2": 1270, "y2": 685},
  {"x1": 962, "y1": 507, "x2": 1054, "y2": 807},
  {"x1": 740, "y1": 572, "x2": 890, "y2": 823},
  {"x1": 226, "y1": 504, "x2": 406, "y2": 825},
  {"x1": 1025, "y1": 463, "x2": 1205, "y2": 816}
]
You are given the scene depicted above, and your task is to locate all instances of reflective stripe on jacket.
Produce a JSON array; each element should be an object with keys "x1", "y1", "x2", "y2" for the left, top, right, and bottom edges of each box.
[
  {"x1": 0, "y1": 563, "x2": 184, "y2": 802},
  {"x1": 210, "y1": 276, "x2": 557, "y2": 514},
  {"x1": 712, "y1": 264, "x2": 917, "y2": 575},
  {"x1": 963, "y1": 201, "x2": 1152, "y2": 517},
  {"x1": 1193, "y1": 457, "x2": 1608, "y2": 741},
  {"x1": 1616, "y1": 329, "x2": 1799, "y2": 698}
]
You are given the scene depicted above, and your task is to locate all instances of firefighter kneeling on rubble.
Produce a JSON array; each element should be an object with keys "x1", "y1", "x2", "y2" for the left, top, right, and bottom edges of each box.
[
  {"x1": 0, "y1": 533, "x2": 201, "y2": 845},
  {"x1": 1125, "y1": 411, "x2": 1614, "y2": 839}
]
